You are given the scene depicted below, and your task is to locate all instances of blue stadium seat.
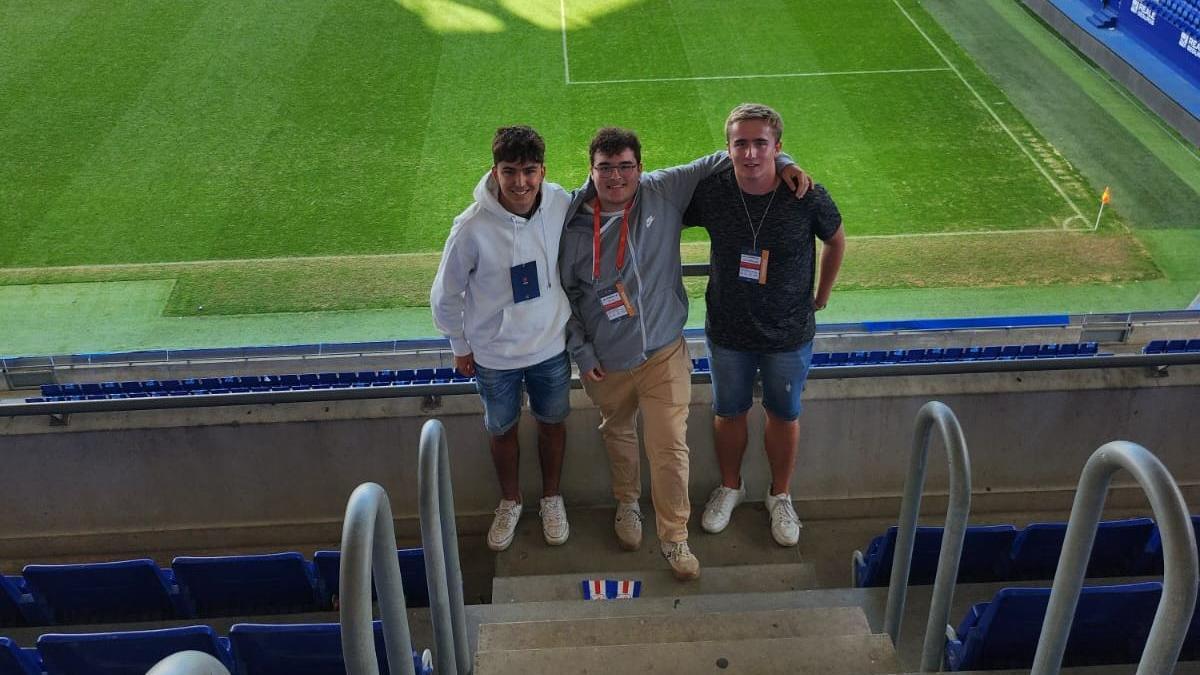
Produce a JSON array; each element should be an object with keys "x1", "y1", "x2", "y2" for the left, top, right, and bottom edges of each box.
[
  {"x1": 38, "y1": 625, "x2": 234, "y2": 675},
  {"x1": 317, "y1": 373, "x2": 339, "y2": 385},
  {"x1": 229, "y1": 622, "x2": 431, "y2": 675},
  {"x1": 1144, "y1": 340, "x2": 1167, "y2": 354},
  {"x1": 828, "y1": 352, "x2": 849, "y2": 366},
  {"x1": 902, "y1": 349, "x2": 925, "y2": 363},
  {"x1": 922, "y1": 348, "x2": 945, "y2": 362},
  {"x1": 692, "y1": 358, "x2": 710, "y2": 372},
  {"x1": 23, "y1": 559, "x2": 190, "y2": 624},
  {"x1": 414, "y1": 368, "x2": 436, "y2": 382},
  {"x1": 1058, "y1": 343, "x2": 1079, "y2": 357},
  {"x1": 944, "y1": 347, "x2": 964, "y2": 361},
  {"x1": 1, "y1": 575, "x2": 48, "y2": 627},
  {"x1": 945, "y1": 582, "x2": 1162, "y2": 671},
  {"x1": 392, "y1": 369, "x2": 417, "y2": 383},
  {"x1": 0, "y1": 637, "x2": 39, "y2": 675},
  {"x1": 1037, "y1": 344, "x2": 1059, "y2": 358},
  {"x1": 1188, "y1": 339, "x2": 1200, "y2": 352},
  {"x1": 981, "y1": 346, "x2": 1002, "y2": 359},
  {"x1": 312, "y1": 549, "x2": 428, "y2": 608},
  {"x1": 40, "y1": 384, "x2": 62, "y2": 397},
  {"x1": 867, "y1": 350, "x2": 887, "y2": 364},
  {"x1": 1019, "y1": 344, "x2": 1040, "y2": 358},
  {"x1": 1167, "y1": 339, "x2": 1189, "y2": 353},
  {"x1": 854, "y1": 525, "x2": 1017, "y2": 587},
  {"x1": 811, "y1": 353, "x2": 830, "y2": 367},
  {"x1": 1078, "y1": 341, "x2": 1099, "y2": 355},
  {"x1": 999, "y1": 346, "x2": 1021, "y2": 359},
  {"x1": 1138, "y1": 514, "x2": 1200, "y2": 575},
  {"x1": 1008, "y1": 517, "x2": 1154, "y2": 580},
  {"x1": 848, "y1": 351, "x2": 869, "y2": 365},
  {"x1": 171, "y1": 553, "x2": 322, "y2": 617}
]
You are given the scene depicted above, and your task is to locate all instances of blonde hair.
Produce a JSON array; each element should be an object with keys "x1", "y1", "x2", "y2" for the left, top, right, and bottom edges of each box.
[{"x1": 725, "y1": 103, "x2": 783, "y2": 142}]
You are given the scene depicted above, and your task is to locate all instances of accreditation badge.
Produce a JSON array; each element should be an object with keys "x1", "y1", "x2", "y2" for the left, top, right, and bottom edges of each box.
[
  {"x1": 738, "y1": 248, "x2": 770, "y2": 285},
  {"x1": 598, "y1": 281, "x2": 637, "y2": 322},
  {"x1": 510, "y1": 260, "x2": 541, "y2": 303}
]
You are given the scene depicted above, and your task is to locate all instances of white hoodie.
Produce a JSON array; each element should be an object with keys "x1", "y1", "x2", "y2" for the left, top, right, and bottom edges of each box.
[{"x1": 430, "y1": 171, "x2": 572, "y2": 371}]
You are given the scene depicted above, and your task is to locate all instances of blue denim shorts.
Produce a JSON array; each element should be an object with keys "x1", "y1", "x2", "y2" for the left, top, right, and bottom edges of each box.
[
  {"x1": 707, "y1": 340, "x2": 814, "y2": 421},
  {"x1": 473, "y1": 351, "x2": 571, "y2": 435}
]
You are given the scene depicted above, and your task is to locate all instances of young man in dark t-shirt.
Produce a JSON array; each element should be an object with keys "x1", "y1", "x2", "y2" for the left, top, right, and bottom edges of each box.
[{"x1": 684, "y1": 103, "x2": 846, "y2": 546}]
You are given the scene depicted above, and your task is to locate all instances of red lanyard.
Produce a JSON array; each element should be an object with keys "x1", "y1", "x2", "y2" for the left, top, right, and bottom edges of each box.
[{"x1": 592, "y1": 198, "x2": 632, "y2": 281}]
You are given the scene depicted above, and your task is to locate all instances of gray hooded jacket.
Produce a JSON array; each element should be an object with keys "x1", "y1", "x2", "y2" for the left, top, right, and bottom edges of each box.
[{"x1": 559, "y1": 151, "x2": 792, "y2": 373}]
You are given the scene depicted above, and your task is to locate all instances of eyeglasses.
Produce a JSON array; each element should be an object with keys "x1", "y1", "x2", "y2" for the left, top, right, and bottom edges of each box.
[{"x1": 592, "y1": 162, "x2": 639, "y2": 176}]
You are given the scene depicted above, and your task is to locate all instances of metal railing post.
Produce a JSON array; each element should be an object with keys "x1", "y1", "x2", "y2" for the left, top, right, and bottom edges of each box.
[
  {"x1": 340, "y1": 482, "x2": 416, "y2": 675},
  {"x1": 1031, "y1": 441, "x2": 1198, "y2": 675},
  {"x1": 419, "y1": 418, "x2": 471, "y2": 675},
  {"x1": 882, "y1": 400, "x2": 972, "y2": 672}
]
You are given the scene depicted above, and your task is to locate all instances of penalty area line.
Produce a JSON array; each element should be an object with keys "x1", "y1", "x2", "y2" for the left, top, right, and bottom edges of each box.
[{"x1": 567, "y1": 67, "x2": 951, "y2": 86}]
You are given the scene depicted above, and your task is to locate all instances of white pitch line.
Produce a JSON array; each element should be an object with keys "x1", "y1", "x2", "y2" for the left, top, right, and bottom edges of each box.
[
  {"x1": 889, "y1": 0, "x2": 1087, "y2": 226},
  {"x1": 559, "y1": 0, "x2": 571, "y2": 84},
  {"x1": 568, "y1": 67, "x2": 951, "y2": 86},
  {"x1": 851, "y1": 226, "x2": 1092, "y2": 240}
]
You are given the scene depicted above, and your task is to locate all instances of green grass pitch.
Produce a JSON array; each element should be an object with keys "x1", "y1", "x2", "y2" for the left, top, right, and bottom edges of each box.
[{"x1": 0, "y1": 0, "x2": 1186, "y2": 321}]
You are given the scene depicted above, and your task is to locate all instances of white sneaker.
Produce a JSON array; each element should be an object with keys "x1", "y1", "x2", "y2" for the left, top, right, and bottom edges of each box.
[
  {"x1": 487, "y1": 499, "x2": 522, "y2": 552},
  {"x1": 701, "y1": 482, "x2": 746, "y2": 533},
  {"x1": 539, "y1": 495, "x2": 569, "y2": 546},
  {"x1": 660, "y1": 540, "x2": 701, "y2": 581},
  {"x1": 765, "y1": 492, "x2": 802, "y2": 547},
  {"x1": 614, "y1": 500, "x2": 643, "y2": 551}
]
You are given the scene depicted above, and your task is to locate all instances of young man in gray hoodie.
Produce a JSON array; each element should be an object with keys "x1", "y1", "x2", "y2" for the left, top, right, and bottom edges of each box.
[{"x1": 558, "y1": 128, "x2": 808, "y2": 580}]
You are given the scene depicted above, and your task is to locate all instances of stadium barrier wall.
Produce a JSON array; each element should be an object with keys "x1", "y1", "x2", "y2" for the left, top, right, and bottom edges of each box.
[{"x1": 0, "y1": 363, "x2": 1197, "y2": 560}]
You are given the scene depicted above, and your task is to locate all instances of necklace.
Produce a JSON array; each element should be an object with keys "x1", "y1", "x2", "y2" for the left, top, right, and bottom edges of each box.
[{"x1": 737, "y1": 181, "x2": 778, "y2": 250}]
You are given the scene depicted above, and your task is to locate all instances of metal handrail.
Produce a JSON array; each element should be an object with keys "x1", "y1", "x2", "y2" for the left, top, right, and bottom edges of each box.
[
  {"x1": 339, "y1": 482, "x2": 416, "y2": 675},
  {"x1": 1031, "y1": 441, "x2": 1198, "y2": 674},
  {"x1": 418, "y1": 418, "x2": 471, "y2": 675},
  {"x1": 882, "y1": 400, "x2": 972, "y2": 672},
  {"x1": 146, "y1": 650, "x2": 231, "y2": 674}
]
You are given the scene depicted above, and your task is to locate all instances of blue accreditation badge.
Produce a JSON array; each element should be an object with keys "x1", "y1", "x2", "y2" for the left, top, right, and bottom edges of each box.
[{"x1": 511, "y1": 260, "x2": 541, "y2": 303}]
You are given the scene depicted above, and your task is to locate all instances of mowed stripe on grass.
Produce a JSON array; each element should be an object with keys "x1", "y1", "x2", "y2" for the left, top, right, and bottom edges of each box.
[{"x1": 0, "y1": 229, "x2": 1156, "y2": 316}]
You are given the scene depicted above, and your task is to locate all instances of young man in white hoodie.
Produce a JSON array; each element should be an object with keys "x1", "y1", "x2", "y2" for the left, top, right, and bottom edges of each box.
[{"x1": 431, "y1": 126, "x2": 574, "y2": 552}]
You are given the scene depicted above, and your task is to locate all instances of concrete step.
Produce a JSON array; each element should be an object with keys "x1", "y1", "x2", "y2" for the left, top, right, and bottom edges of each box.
[
  {"x1": 492, "y1": 562, "x2": 817, "y2": 603},
  {"x1": 474, "y1": 632, "x2": 899, "y2": 675},
  {"x1": 496, "y1": 503, "x2": 804, "y2": 578},
  {"x1": 477, "y1": 605, "x2": 871, "y2": 651}
]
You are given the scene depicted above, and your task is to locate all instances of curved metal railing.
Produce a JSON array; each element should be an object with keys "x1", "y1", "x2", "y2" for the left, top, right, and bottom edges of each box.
[
  {"x1": 339, "y1": 482, "x2": 416, "y2": 675},
  {"x1": 882, "y1": 400, "x2": 973, "y2": 672},
  {"x1": 419, "y1": 418, "x2": 471, "y2": 675},
  {"x1": 1031, "y1": 441, "x2": 1198, "y2": 674},
  {"x1": 145, "y1": 650, "x2": 231, "y2": 674}
]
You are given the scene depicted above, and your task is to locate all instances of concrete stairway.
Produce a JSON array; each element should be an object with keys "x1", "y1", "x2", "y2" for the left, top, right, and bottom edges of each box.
[{"x1": 472, "y1": 504, "x2": 899, "y2": 674}]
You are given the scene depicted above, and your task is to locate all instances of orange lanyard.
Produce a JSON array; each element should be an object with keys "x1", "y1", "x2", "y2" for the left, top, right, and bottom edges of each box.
[{"x1": 592, "y1": 198, "x2": 632, "y2": 281}]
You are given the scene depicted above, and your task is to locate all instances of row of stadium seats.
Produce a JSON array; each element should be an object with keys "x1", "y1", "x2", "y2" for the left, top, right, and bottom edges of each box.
[
  {"x1": 26, "y1": 342, "x2": 1112, "y2": 403},
  {"x1": 1144, "y1": 338, "x2": 1200, "y2": 353},
  {"x1": 944, "y1": 580, "x2": 1200, "y2": 670},
  {"x1": 1158, "y1": 0, "x2": 1200, "y2": 33},
  {"x1": 853, "y1": 516, "x2": 1198, "y2": 587},
  {"x1": 0, "y1": 623, "x2": 431, "y2": 675},
  {"x1": 1, "y1": 550, "x2": 425, "y2": 627}
]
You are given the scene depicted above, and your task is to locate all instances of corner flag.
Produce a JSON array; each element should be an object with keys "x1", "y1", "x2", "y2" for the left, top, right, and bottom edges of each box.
[{"x1": 1094, "y1": 186, "x2": 1111, "y2": 230}]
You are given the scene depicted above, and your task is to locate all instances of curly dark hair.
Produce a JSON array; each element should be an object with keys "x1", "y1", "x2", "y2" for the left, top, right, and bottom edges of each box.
[
  {"x1": 588, "y1": 127, "x2": 641, "y2": 165},
  {"x1": 492, "y1": 126, "x2": 545, "y2": 165}
]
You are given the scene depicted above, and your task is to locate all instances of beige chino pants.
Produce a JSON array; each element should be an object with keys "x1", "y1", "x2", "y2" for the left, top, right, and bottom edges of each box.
[{"x1": 582, "y1": 337, "x2": 692, "y2": 543}]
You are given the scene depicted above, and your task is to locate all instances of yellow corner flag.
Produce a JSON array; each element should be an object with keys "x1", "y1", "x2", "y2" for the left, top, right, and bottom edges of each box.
[{"x1": 1094, "y1": 186, "x2": 1111, "y2": 230}]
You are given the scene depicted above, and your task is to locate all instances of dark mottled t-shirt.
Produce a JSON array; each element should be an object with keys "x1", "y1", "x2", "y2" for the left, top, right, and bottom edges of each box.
[{"x1": 685, "y1": 170, "x2": 841, "y2": 352}]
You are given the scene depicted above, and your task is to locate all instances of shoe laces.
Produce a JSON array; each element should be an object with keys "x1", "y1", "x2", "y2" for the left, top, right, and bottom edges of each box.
[
  {"x1": 494, "y1": 501, "x2": 520, "y2": 528},
  {"x1": 770, "y1": 496, "x2": 800, "y2": 527},
  {"x1": 616, "y1": 502, "x2": 642, "y2": 523},
  {"x1": 705, "y1": 485, "x2": 740, "y2": 510},
  {"x1": 662, "y1": 541, "x2": 694, "y2": 562},
  {"x1": 540, "y1": 497, "x2": 565, "y2": 527}
]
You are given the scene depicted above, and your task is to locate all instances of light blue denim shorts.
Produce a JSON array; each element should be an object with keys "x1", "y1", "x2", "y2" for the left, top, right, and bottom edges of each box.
[
  {"x1": 473, "y1": 351, "x2": 571, "y2": 435},
  {"x1": 707, "y1": 340, "x2": 814, "y2": 421}
]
